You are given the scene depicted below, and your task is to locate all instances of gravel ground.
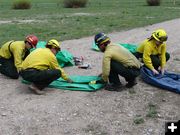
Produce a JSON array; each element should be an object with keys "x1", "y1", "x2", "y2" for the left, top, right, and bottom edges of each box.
[{"x1": 0, "y1": 18, "x2": 180, "y2": 135}]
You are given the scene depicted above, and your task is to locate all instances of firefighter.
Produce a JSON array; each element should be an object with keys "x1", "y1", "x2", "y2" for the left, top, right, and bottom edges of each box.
[
  {"x1": 20, "y1": 39, "x2": 73, "y2": 95},
  {"x1": 0, "y1": 35, "x2": 38, "y2": 79},
  {"x1": 95, "y1": 33, "x2": 141, "y2": 91},
  {"x1": 134, "y1": 29, "x2": 170, "y2": 75}
]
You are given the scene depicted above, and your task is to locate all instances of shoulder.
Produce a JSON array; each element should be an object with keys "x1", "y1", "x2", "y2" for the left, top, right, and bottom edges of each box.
[{"x1": 11, "y1": 41, "x2": 25, "y2": 49}]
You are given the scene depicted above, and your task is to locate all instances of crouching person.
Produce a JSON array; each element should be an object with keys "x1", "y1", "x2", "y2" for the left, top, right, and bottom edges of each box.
[
  {"x1": 134, "y1": 29, "x2": 170, "y2": 75},
  {"x1": 95, "y1": 33, "x2": 141, "y2": 91},
  {"x1": 20, "y1": 39, "x2": 73, "y2": 95},
  {"x1": 0, "y1": 35, "x2": 38, "y2": 79}
]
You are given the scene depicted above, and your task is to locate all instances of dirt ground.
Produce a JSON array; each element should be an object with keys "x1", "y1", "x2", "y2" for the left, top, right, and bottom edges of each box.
[{"x1": 0, "y1": 19, "x2": 180, "y2": 135}]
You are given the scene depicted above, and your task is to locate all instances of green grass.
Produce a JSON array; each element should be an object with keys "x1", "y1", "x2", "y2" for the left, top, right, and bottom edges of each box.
[
  {"x1": 146, "y1": 103, "x2": 158, "y2": 118},
  {"x1": 0, "y1": 0, "x2": 180, "y2": 43},
  {"x1": 133, "y1": 116, "x2": 144, "y2": 124}
]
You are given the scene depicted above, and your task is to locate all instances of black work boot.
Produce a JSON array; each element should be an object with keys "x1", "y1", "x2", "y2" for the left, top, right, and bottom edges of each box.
[
  {"x1": 105, "y1": 83, "x2": 122, "y2": 92},
  {"x1": 28, "y1": 84, "x2": 46, "y2": 95},
  {"x1": 126, "y1": 79, "x2": 137, "y2": 88}
]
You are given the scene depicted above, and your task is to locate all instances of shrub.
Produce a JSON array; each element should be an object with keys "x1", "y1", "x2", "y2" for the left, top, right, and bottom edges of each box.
[
  {"x1": 147, "y1": 0, "x2": 161, "y2": 6},
  {"x1": 12, "y1": 0, "x2": 31, "y2": 9},
  {"x1": 63, "y1": 0, "x2": 88, "y2": 8}
]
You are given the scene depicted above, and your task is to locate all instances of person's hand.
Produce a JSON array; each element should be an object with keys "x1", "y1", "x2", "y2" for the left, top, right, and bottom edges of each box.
[
  {"x1": 160, "y1": 67, "x2": 165, "y2": 75},
  {"x1": 152, "y1": 69, "x2": 159, "y2": 75},
  {"x1": 67, "y1": 78, "x2": 73, "y2": 83}
]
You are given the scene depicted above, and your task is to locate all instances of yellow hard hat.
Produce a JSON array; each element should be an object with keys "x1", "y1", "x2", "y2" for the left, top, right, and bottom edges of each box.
[
  {"x1": 152, "y1": 29, "x2": 168, "y2": 42},
  {"x1": 47, "y1": 39, "x2": 60, "y2": 49}
]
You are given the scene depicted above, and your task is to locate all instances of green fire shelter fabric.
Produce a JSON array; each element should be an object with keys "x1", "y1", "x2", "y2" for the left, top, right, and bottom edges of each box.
[
  {"x1": 23, "y1": 42, "x2": 105, "y2": 91},
  {"x1": 92, "y1": 41, "x2": 137, "y2": 53},
  {"x1": 31, "y1": 41, "x2": 74, "y2": 67},
  {"x1": 22, "y1": 75, "x2": 105, "y2": 91}
]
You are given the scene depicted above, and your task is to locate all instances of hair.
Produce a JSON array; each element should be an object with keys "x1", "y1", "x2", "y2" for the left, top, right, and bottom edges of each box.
[
  {"x1": 45, "y1": 44, "x2": 53, "y2": 49},
  {"x1": 98, "y1": 40, "x2": 111, "y2": 47},
  {"x1": 147, "y1": 36, "x2": 154, "y2": 41}
]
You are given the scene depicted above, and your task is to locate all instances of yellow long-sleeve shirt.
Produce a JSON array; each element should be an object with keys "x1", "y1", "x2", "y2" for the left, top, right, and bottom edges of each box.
[
  {"x1": 21, "y1": 48, "x2": 69, "y2": 80},
  {"x1": 137, "y1": 39, "x2": 166, "y2": 70},
  {"x1": 0, "y1": 41, "x2": 27, "y2": 71},
  {"x1": 102, "y1": 43, "x2": 141, "y2": 82}
]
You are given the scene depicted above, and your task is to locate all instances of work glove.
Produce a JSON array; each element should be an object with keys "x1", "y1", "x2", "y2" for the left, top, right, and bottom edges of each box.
[{"x1": 89, "y1": 79, "x2": 106, "y2": 84}]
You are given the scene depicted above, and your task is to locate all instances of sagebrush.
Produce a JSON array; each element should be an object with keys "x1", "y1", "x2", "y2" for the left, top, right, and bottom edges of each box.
[
  {"x1": 12, "y1": 0, "x2": 31, "y2": 9},
  {"x1": 63, "y1": 0, "x2": 88, "y2": 8},
  {"x1": 147, "y1": 0, "x2": 161, "y2": 6}
]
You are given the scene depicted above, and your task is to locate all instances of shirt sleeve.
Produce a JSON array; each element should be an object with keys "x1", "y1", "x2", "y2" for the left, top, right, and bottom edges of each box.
[
  {"x1": 49, "y1": 56, "x2": 69, "y2": 80},
  {"x1": 12, "y1": 48, "x2": 24, "y2": 71},
  {"x1": 102, "y1": 51, "x2": 112, "y2": 82},
  {"x1": 160, "y1": 44, "x2": 166, "y2": 68},
  {"x1": 143, "y1": 44, "x2": 154, "y2": 70}
]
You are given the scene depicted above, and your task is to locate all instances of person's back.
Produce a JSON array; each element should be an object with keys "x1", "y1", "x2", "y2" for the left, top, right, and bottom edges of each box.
[
  {"x1": 0, "y1": 41, "x2": 15, "y2": 59},
  {"x1": 0, "y1": 41, "x2": 27, "y2": 69},
  {"x1": 104, "y1": 44, "x2": 140, "y2": 68},
  {"x1": 22, "y1": 48, "x2": 57, "y2": 70}
]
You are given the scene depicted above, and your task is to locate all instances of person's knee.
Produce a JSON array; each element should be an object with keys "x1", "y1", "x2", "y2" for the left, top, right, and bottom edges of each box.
[
  {"x1": 9, "y1": 73, "x2": 19, "y2": 79},
  {"x1": 166, "y1": 52, "x2": 170, "y2": 61},
  {"x1": 52, "y1": 69, "x2": 61, "y2": 79},
  {"x1": 133, "y1": 52, "x2": 142, "y2": 59}
]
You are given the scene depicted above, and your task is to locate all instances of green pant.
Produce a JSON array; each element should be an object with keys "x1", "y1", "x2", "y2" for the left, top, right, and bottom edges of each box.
[
  {"x1": 20, "y1": 69, "x2": 61, "y2": 90},
  {"x1": 133, "y1": 52, "x2": 170, "y2": 69},
  {"x1": 0, "y1": 57, "x2": 19, "y2": 79},
  {"x1": 109, "y1": 60, "x2": 140, "y2": 85}
]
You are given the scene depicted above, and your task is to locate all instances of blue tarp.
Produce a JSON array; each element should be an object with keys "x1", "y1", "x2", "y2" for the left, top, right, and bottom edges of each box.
[{"x1": 140, "y1": 66, "x2": 180, "y2": 94}]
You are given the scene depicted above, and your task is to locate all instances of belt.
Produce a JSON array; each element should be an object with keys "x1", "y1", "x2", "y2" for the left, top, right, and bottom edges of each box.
[
  {"x1": 128, "y1": 66, "x2": 140, "y2": 70},
  {"x1": 21, "y1": 68, "x2": 39, "y2": 72}
]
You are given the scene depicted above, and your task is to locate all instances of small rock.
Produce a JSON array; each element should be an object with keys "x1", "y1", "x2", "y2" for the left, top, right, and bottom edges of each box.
[
  {"x1": 162, "y1": 99, "x2": 166, "y2": 102},
  {"x1": 1, "y1": 113, "x2": 7, "y2": 116}
]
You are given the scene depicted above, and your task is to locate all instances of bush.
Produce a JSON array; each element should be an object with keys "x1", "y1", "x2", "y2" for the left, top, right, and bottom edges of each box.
[
  {"x1": 147, "y1": 0, "x2": 161, "y2": 6},
  {"x1": 63, "y1": 0, "x2": 88, "y2": 8},
  {"x1": 12, "y1": 0, "x2": 31, "y2": 9}
]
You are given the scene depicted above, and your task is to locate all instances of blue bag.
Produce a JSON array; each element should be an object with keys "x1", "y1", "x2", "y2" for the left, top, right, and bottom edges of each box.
[{"x1": 140, "y1": 66, "x2": 180, "y2": 94}]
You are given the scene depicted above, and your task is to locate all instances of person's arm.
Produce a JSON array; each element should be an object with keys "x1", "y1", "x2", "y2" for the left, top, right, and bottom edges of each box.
[
  {"x1": 102, "y1": 52, "x2": 111, "y2": 82},
  {"x1": 160, "y1": 44, "x2": 166, "y2": 68},
  {"x1": 143, "y1": 44, "x2": 154, "y2": 70},
  {"x1": 143, "y1": 44, "x2": 159, "y2": 74},
  {"x1": 157, "y1": 44, "x2": 166, "y2": 75},
  {"x1": 49, "y1": 56, "x2": 70, "y2": 81},
  {"x1": 12, "y1": 48, "x2": 24, "y2": 71}
]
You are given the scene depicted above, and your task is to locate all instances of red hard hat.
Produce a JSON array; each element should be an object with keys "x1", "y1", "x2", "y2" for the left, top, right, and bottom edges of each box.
[{"x1": 25, "y1": 35, "x2": 38, "y2": 47}]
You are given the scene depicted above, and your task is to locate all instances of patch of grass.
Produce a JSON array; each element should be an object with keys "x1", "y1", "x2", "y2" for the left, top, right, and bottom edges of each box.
[
  {"x1": 129, "y1": 89, "x2": 136, "y2": 94},
  {"x1": 133, "y1": 116, "x2": 144, "y2": 124},
  {"x1": 83, "y1": 124, "x2": 108, "y2": 135},
  {"x1": 174, "y1": 58, "x2": 180, "y2": 61},
  {"x1": 146, "y1": 103, "x2": 158, "y2": 118},
  {"x1": 0, "y1": 0, "x2": 180, "y2": 42}
]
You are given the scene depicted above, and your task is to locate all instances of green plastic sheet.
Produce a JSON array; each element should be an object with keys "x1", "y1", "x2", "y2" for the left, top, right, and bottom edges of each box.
[
  {"x1": 31, "y1": 41, "x2": 74, "y2": 67},
  {"x1": 22, "y1": 76, "x2": 104, "y2": 92},
  {"x1": 92, "y1": 41, "x2": 137, "y2": 53}
]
